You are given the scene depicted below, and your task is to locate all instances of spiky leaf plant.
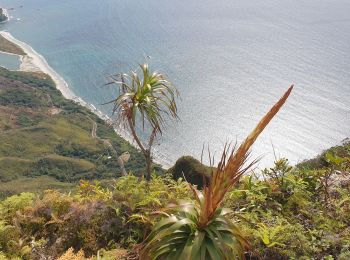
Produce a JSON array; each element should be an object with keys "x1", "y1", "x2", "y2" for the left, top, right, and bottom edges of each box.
[
  {"x1": 106, "y1": 64, "x2": 179, "y2": 180},
  {"x1": 140, "y1": 85, "x2": 294, "y2": 260}
]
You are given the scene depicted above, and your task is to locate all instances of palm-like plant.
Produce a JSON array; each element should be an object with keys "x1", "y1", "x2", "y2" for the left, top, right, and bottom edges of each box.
[
  {"x1": 140, "y1": 85, "x2": 294, "y2": 259},
  {"x1": 106, "y1": 64, "x2": 179, "y2": 181}
]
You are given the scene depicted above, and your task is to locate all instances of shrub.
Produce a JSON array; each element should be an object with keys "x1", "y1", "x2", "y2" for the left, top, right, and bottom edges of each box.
[
  {"x1": 0, "y1": 192, "x2": 35, "y2": 222},
  {"x1": 169, "y1": 156, "x2": 212, "y2": 188}
]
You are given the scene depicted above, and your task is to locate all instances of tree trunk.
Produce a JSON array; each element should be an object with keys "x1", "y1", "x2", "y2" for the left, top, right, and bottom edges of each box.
[
  {"x1": 145, "y1": 151, "x2": 152, "y2": 181},
  {"x1": 126, "y1": 119, "x2": 157, "y2": 181}
]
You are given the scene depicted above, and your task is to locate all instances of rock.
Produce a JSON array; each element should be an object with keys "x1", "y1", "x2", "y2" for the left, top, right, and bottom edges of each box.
[{"x1": 168, "y1": 156, "x2": 213, "y2": 189}]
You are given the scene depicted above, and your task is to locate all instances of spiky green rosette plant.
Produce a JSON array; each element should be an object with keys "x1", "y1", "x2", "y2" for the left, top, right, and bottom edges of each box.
[
  {"x1": 106, "y1": 64, "x2": 179, "y2": 181},
  {"x1": 140, "y1": 86, "x2": 294, "y2": 260}
]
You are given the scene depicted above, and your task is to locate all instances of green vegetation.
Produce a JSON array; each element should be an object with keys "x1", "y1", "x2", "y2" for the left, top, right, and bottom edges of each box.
[
  {"x1": 0, "y1": 140, "x2": 348, "y2": 259},
  {"x1": 107, "y1": 64, "x2": 179, "y2": 181},
  {"x1": 0, "y1": 67, "x2": 145, "y2": 198},
  {"x1": 140, "y1": 86, "x2": 293, "y2": 259},
  {"x1": 0, "y1": 176, "x2": 74, "y2": 200},
  {"x1": 169, "y1": 156, "x2": 212, "y2": 188},
  {"x1": 0, "y1": 157, "x2": 32, "y2": 182},
  {"x1": 0, "y1": 35, "x2": 25, "y2": 55},
  {"x1": 0, "y1": 59, "x2": 349, "y2": 259},
  {"x1": 0, "y1": 175, "x2": 190, "y2": 259}
]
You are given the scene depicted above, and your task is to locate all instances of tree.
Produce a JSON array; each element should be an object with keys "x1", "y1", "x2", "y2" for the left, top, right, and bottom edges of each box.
[{"x1": 106, "y1": 64, "x2": 179, "y2": 181}]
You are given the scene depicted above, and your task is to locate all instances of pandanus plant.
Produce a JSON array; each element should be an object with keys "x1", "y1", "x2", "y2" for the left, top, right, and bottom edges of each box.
[
  {"x1": 106, "y1": 64, "x2": 179, "y2": 181},
  {"x1": 140, "y1": 85, "x2": 294, "y2": 260}
]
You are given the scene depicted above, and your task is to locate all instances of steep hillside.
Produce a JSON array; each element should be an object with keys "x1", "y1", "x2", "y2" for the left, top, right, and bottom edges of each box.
[{"x1": 0, "y1": 67, "x2": 145, "y2": 197}]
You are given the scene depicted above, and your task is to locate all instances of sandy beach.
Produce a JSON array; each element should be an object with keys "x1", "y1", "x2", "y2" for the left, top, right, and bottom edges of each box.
[
  {"x1": 0, "y1": 30, "x2": 170, "y2": 168},
  {"x1": 0, "y1": 31, "x2": 77, "y2": 100}
]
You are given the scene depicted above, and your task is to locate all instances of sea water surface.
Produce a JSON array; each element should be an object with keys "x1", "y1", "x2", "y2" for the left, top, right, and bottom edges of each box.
[
  {"x1": 0, "y1": 52, "x2": 20, "y2": 70},
  {"x1": 0, "y1": 0, "x2": 349, "y2": 168}
]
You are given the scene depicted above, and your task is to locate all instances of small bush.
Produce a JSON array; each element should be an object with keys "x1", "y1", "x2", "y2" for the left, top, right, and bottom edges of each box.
[{"x1": 168, "y1": 156, "x2": 212, "y2": 188}]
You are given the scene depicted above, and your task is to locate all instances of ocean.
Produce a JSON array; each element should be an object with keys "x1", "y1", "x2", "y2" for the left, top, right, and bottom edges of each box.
[
  {"x1": 0, "y1": 52, "x2": 20, "y2": 70},
  {"x1": 0, "y1": 0, "x2": 349, "y2": 168}
]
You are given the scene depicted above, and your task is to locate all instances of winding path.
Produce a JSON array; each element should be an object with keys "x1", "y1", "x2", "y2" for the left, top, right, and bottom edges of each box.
[{"x1": 91, "y1": 121, "x2": 127, "y2": 176}]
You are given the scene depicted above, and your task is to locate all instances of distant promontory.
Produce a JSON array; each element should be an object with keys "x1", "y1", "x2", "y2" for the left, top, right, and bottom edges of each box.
[{"x1": 0, "y1": 8, "x2": 8, "y2": 23}]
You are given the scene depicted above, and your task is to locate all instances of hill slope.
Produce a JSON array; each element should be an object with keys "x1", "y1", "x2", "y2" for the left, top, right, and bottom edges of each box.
[{"x1": 0, "y1": 67, "x2": 145, "y2": 197}]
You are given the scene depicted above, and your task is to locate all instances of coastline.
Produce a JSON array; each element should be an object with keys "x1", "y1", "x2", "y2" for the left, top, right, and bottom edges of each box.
[
  {"x1": 0, "y1": 30, "x2": 171, "y2": 169},
  {"x1": 0, "y1": 31, "x2": 77, "y2": 100}
]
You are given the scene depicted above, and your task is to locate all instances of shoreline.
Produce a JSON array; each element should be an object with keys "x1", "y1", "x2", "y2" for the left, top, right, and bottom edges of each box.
[
  {"x1": 0, "y1": 30, "x2": 171, "y2": 169},
  {"x1": 0, "y1": 31, "x2": 77, "y2": 100}
]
